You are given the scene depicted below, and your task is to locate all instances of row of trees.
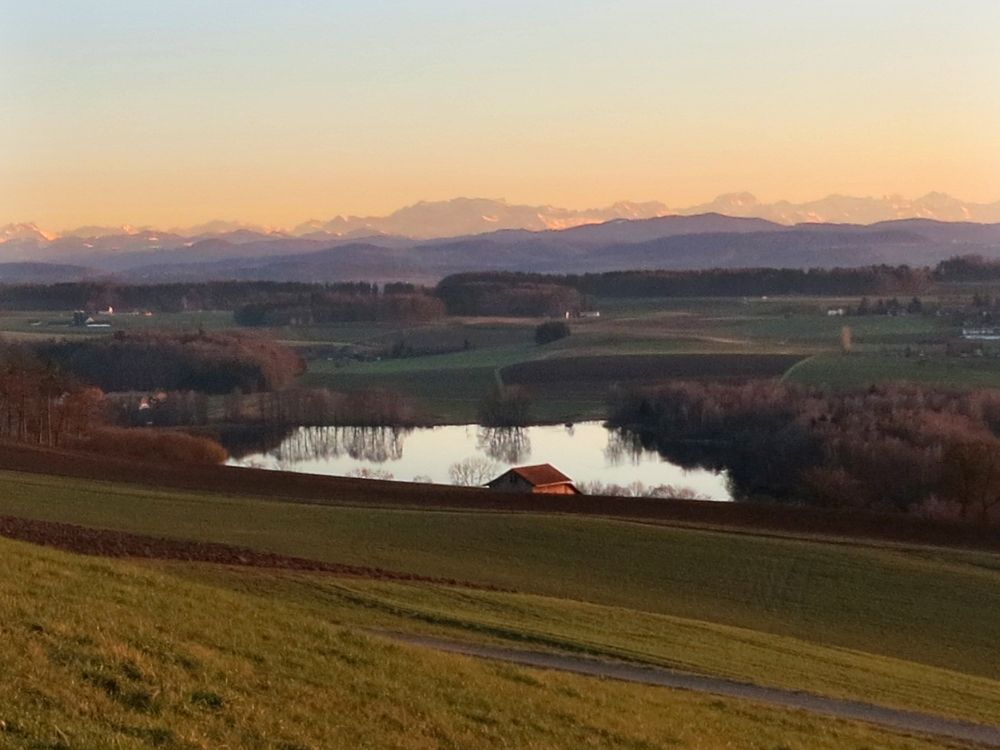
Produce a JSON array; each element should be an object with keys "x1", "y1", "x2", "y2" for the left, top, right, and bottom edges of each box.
[
  {"x1": 221, "y1": 387, "x2": 416, "y2": 428},
  {"x1": 609, "y1": 382, "x2": 1000, "y2": 522},
  {"x1": 855, "y1": 297, "x2": 925, "y2": 315},
  {"x1": 0, "y1": 281, "x2": 383, "y2": 313}
]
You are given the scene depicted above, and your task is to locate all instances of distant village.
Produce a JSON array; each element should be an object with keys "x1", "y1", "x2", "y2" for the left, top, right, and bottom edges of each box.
[{"x1": 70, "y1": 307, "x2": 154, "y2": 329}]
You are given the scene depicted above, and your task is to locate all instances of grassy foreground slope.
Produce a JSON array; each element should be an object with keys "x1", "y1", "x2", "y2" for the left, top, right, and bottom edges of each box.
[
  {"x1": 164, "y1": 568, "x2": 1000, "y2": 727},
  {"x1": 1, "y1": 469, "x2": 999, "y2": 683},
  {"x1": 0, "y1": 538, "x2": 953, "y2": 750}
]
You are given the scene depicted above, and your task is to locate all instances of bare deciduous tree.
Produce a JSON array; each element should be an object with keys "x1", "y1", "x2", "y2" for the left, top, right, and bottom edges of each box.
[{"x1": 448, "y1": 457, "x2": 499, "y2": 487}]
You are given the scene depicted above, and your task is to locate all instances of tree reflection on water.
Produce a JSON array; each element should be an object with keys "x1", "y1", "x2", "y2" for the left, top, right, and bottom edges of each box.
[
  {"x1": 476, "y1": 426, "x2": 531, "y2": 464},
  {"x1": 269, "y1": 425, "x2": 411, "y2": 467},
  {"x1": 604, "y1": 428, "x2": 649, "y2": 466},
  {"x1": 227, "y1": 421, "x2": 732, "y2": 501}
]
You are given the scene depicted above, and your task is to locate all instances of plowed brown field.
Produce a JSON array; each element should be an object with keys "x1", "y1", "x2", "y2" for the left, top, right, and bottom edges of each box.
[{"x1": 0, "y1": 514, "x2": 495, "y2": 587}]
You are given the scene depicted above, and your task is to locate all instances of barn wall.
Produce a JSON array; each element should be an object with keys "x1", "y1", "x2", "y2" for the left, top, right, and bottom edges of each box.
[
  {"x1": 533, "y1": 484, "x2": 579, "y2": 495},
  {"x1": 488, "y1": 473, "x2": 535, "y2": 493}
]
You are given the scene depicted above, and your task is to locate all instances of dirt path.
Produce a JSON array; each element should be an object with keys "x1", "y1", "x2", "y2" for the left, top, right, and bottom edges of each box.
[{"x1": 383, "y1": 632, "x2": 1000, "y2": 748}]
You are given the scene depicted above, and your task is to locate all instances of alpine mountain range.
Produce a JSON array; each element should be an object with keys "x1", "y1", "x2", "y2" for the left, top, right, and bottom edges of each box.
[{"x1": 2, "y1": 192, "x2": 1000, "y2": 285}]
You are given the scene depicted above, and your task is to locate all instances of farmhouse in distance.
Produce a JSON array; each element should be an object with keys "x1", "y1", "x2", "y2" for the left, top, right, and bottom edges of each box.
[{"x1": 487, "y1": 464, "x2": 580, "y2": 495}]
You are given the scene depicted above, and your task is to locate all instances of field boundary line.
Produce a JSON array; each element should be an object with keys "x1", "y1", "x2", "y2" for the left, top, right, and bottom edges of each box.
[{"x1": 780, "y1": 353, "x2": 820, "y2": 382}]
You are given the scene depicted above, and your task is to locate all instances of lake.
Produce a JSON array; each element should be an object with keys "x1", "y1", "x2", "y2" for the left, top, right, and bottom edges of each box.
[{"x1": 228, "y1": 421, "x2": 732, "y2": 501}]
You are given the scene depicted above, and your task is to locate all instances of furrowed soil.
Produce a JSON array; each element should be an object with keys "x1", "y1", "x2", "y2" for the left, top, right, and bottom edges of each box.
[{"x1": 0, "y1": 515, "x2": 493, "y2": 588}]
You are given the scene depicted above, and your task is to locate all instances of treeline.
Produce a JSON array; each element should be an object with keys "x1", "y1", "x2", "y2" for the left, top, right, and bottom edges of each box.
[
  {"x1": 234, "y1": 287, "x2": 444, "y2": 326},
  {"x1": 610, "y1": 382, "x2": 1000, "y2": 523},
  {"x1": 33, "y1": 331, "x2": 304, "y2": 394},
  {"x1": 437, "y1": 265, "x2": 934, "y2": 308},
  {"x1": 222, "y1": 387, "x2": 417, "y2": 428},
  {"x1": 0, "y1": 280, "x2": 448, "y2": 324},
  {"x1": 0, "y1": 281, "x2": 338, "y2": 313},
  {"x1": 0, "y1": 280, "x2": 435, "y2": 315}
]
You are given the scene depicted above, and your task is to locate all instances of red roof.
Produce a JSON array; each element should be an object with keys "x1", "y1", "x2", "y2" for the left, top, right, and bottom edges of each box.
[{"x1": 501, "y1": 464, "x2": 574, "y2": 487}]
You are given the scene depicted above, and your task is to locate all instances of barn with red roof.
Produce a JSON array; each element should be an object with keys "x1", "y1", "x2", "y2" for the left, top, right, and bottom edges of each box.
[{"x1": 486, "y1": 464, "x2": 580, "y2": 495}]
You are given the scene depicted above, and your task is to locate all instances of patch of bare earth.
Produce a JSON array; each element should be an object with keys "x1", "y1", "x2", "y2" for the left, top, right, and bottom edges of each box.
[{"x1": 0, "y1": 515, "x2": 498, "y2": 589}]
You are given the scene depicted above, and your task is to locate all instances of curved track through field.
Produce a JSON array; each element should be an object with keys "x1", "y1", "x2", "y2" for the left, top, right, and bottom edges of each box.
[{"x1": 383, "y1": 631, "x2": 1000, "y2": 748}]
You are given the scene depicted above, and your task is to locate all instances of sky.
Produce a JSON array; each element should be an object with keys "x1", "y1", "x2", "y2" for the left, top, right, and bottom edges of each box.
[{"x1": 2, "y1": 0, "x2": 999, "y2": 230}]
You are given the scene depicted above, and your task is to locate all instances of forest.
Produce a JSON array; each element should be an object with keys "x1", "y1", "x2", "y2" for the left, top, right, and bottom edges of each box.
[
  {"x1": 434, "y1": 276, "x2": 583, "y2": 316},
  {"x1": 609, "y1": 381, "x2": 1000, "y2": 523},
  {"x1": 436, "y1": 264, "x2": 934, "y2": 306},
  {"x1": 33, "y1": 331, "x2": 304, "y2": 394},
  {"x1": 0, "y1": 345, "x2": 101, "y2": 448},
  {"x1": 233, "y1": 287, "x2": 444, "y2": 326},
  {"x1": 0, "y1": 342, "x2": 227, "y2": 463},
  {"x1": 933, "y1": 255, "x2": 1000, "y2": 282}
]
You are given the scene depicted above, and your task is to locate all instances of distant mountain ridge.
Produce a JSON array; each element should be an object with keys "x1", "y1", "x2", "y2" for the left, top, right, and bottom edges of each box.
[
  {"x1": 4, "y1": 197, "x2": 1000, "y2": 286},
  {"x1": 2, "y1": 215, "x2": 999, "y2": 286},
  {"x1": 290, "y1": 197, "x2": 671, "y2": 239},
  {"x1": 678, "y1": 191, "x2": 1000, "y2": 225},
  {"x1": 7, "y1": 192, "x2": 999, "y2": 245}
]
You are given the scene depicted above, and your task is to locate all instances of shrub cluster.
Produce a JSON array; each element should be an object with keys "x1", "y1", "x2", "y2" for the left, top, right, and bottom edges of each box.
[
  {"x1": 534, "y1": 321, "x2": 570, "y2": 345},
  {"x1": 66, "y1": 427, "x2": 228, "y2": 465}
]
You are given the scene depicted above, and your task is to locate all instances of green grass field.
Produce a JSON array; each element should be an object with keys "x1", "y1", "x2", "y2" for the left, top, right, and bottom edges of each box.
[
  {"x1": 727, "y1": 312, "x2": 953, "y2": 348},
  {"x1": 3, "y1": 291, "x2": 999, "y2": 745},
  {"x1": 1, "y1": 296, "x2": 992, "y2": 421},
  {"x1": 281, "y1": 297, "x2": 984, "y2": 421},
  {"x1": 160, "y1": 569, "x2": 1000, "y2": 726},
  {"x1": 786, "y1": 351, "x2": 1000, "y2": 389},
  {"x1": 0, "y1": 310, "x2": 236, "y2": 339},
  {"x1": 0, "y1": 537, "x2": 961, "y2": 750},
  {"x1": 1, "y1": 469, "x2": 998, "y2": 689}
]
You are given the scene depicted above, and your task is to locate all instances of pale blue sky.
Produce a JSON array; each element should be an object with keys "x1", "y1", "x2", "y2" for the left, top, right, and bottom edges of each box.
[{"x1": 2, "y1": 0, "x2": 998, "y2": 228}]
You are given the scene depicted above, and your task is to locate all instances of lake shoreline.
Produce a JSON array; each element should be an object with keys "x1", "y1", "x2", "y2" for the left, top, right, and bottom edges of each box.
[{"x1": 226, "y1": 421, "x2": 733, "y2": 501}]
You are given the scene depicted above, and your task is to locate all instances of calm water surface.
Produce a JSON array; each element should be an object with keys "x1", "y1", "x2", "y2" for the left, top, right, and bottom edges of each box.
[{"x1": 228, "y1": 421, "x2": 732, "y2": 501}]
